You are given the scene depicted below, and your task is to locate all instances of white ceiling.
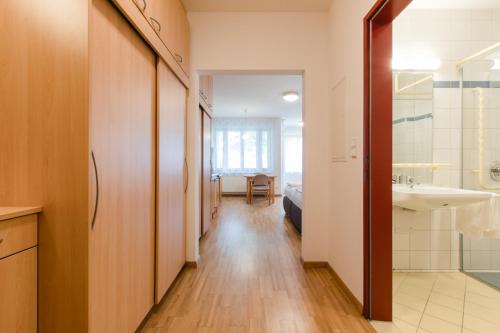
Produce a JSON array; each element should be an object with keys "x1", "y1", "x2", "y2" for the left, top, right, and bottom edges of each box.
[
  {"x1": 212, "y1": 74, "x2": 303, "y2": 125},
  {"x1": 181, "y1": 0, "x2": 332, "y2": 12},
  {"x1": 409, "y1": 0, "x2": 500, "y2": 8}
]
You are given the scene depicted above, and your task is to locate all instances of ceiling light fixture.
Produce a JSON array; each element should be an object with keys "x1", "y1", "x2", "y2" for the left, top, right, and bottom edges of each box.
[
  {"x1": 282, "y1": 91, "x2": 299, "y2": 103},
  {"x1": 491, "y1": 59, "x2": 500, "y2": 70}
]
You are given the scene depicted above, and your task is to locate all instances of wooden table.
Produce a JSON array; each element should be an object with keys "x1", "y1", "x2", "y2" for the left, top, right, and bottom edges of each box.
[{"x1": 244, "y1": 175, "x2": 277, "y2": 204}]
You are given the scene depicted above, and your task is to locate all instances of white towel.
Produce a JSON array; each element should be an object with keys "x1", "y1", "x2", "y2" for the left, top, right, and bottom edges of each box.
[{"x1": 455, "y1": 196, "x2": 500, "y2": 239}]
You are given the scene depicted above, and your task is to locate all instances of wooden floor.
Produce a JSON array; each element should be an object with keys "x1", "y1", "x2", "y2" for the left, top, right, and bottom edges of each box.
[{"x1": 141, "y1": 197, "x2": 374, "y2": 333}]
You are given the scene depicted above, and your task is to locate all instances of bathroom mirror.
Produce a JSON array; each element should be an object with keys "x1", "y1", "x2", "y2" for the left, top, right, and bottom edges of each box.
[{"x1": 392, "y1": 72, "x2": 434, "y2": 184}]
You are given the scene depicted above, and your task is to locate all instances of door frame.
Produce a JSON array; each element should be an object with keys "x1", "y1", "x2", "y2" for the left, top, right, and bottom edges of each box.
[
  {"x1": 363, "y1": 0, "x2": 413, "y2": 321},
  {"x1": 200, "y1": 106, "x2": 212, "y2": 238}
]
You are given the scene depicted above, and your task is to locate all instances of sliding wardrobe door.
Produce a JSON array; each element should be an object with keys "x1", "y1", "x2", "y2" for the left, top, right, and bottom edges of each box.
[
  {"x1": 201, "y1": 110, "x2": 212, "y2": 236},
  {"x1": 156, "y1": 59, "x2": 187, "y2": 303},
  {"x1": 90, "y1": 0, "x2": 155, "y2": 331}
]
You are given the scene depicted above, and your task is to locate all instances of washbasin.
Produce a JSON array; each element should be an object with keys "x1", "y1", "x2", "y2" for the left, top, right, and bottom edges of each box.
[{"x1": 392, "y1": 184, "x2": 495, "y2": 211}]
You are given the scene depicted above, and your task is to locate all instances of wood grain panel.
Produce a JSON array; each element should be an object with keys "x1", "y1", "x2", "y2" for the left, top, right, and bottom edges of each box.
[
  {"x1": 0, "y1": 1, "x2": 90, "y2": 331},
  {"x1": 0, "y1": 215, "x2": 37, "y2": 259},
  {"x1": 201, "y1": 110, "x2": 212, "y2": 236},
  {"x1": 111, "y1": 0, "x2": 190, "y2": 87},
  {"x1": 90, "y1": 0, "x2": 156, "y2": 331},
  {"x1": 156, "y1": 59, "x2": 187, "y2": 303},
  {"x1": 146, "y1": 0, "x2": 190, "y2": 77},
  {"x1": 0, "y1": 248, "x2": 37, "y2": 333},
  {"x1": 0, "y1": 208, "x2": 42, "y2": 222}
]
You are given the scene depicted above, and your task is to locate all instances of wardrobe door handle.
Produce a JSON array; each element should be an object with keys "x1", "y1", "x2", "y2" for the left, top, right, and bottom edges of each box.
[
  {"x1": 174, "y1": 53, "x2": 183, "y2": 63},
  {"x1": 150, "y1": 17, "x2": 161, "y2": 33},
  {"x1": 91, "y1": 151, "x2": 100, "y2": 230},
  {"x1": 184, "y1": 158, "x2": 189, "y2": 193},
  {"x1": 133, "y1": 0, "x2": 147, "y2": 12}
]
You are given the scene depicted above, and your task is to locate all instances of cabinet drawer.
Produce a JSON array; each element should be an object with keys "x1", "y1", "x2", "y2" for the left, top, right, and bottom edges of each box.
[
  {"x1": 0, "y1": 214, "x2": 37, "y2": 259},
  {"x1": 0, "y1": 247, "x2": 37, "y2": 333}
]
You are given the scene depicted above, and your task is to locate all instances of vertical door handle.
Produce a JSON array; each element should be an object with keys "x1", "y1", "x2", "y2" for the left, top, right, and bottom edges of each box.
[
  {"x1": 184, "y1": 158, "x2": 189, "y2": 193},
  {"x1": 133, "y1": 0, "x2": 147, "y2": 12},
  {"x1": 150, "y1": 17, "x2": 161, "y2": 33},
  {"x1": 91, "y1": 151, "x2": 100, "y2": 230}
]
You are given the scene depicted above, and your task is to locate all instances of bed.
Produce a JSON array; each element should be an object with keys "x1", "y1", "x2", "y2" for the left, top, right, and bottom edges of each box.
[{"x1": 283, "y1": 183, "x2": 303, "y2": 234}]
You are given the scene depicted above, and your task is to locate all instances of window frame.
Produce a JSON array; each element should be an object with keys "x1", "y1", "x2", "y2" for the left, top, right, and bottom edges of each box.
[{"x1": 214, "y1": 128, "x2": 273, "y2": 175}]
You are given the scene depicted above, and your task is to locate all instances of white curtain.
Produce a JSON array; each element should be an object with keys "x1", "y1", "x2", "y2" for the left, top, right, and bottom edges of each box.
[
  {"x1": 283, "y1": 126, "x2": 303, "y2": 185},
  {"x1": 213, "y1": 118, "x2": 275, "y2": 175}
]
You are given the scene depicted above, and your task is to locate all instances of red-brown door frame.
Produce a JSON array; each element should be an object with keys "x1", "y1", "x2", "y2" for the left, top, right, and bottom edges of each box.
[{"x1": 363, "y1": 0, "x2": 413, "y2": 321}]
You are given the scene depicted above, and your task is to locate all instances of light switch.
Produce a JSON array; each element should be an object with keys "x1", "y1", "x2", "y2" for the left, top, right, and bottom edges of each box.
[{"x1": 350, "y1": 137, "x2": 358, "y2": 158}]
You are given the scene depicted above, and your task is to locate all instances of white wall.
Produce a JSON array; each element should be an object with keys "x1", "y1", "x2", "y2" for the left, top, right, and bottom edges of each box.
[
  {"x1": 327, "y1": 0, "x2": 377, "y2": 303},
  {"x1": 185, "y1": 12, "x2": 330, "y2": 263}
]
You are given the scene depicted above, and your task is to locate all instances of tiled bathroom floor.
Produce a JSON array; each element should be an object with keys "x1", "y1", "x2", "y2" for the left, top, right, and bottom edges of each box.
[{"x1": 371, "y1": 272, "x2": 500, "y2": 333}]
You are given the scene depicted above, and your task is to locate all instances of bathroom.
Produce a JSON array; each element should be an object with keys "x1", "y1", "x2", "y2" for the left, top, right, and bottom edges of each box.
[{"x1": 391, "y1": 1, "x2": 500, "y2": 332}]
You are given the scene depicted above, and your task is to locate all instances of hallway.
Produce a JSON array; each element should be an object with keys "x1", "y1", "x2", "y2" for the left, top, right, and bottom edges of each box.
[{"x1": 141, "y1": 197, "x2": 373, "y2": 332}]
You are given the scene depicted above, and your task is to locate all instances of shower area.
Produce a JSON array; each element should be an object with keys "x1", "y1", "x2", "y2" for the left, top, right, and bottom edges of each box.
[{"x1": 460, "y1": 48, "x2": 500, "y2": 289}]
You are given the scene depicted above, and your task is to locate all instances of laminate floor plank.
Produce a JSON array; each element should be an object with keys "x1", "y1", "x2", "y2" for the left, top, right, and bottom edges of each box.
[{"x1": 141, "y1": 197, "x2": 373, "y2": 333}]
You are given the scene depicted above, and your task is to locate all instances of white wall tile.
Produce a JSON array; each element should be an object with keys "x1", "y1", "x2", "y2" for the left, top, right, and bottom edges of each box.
[
  {"x1": 463, "y1": 251, "x2": 471, "y2": 269},
  {"x1": 451, "y1": 232, "x2": 460, "y2": 251},
  {"x1": 470, "y1": 9, "x2": 492, "y2": 21},
  {"x1": 451, "y1": 251, "x2": 461, "y2": 270},
  {"x1": 470, "y1": 252, "x2": 491, "y2": 270},
  {"x1": 411, "y1": 231, "x2": 431, "y2": 251},
  {"x1": 471, "y1": 20, "x2": 494, "y2": 41},
  {"x1": 411, "y1": 252, "x2": 431, "y2": 270},
  {"x1": 431, "y1": 252, "x2": 451, "y2": 270},
  {"x1": 395, "y1": 252, "x2": 411, "y2": 270},
  {"x1": 470, "y1": 239, "x2": 490, "y2": 251},
  {"x1": 491, "y1": 252, "x2": 500, "y2": 270},
  {"x1": 431, "y1": 231, "x2": 451, "y2": 251},
  {"x1": 395, "y1": 232, "x2": 410, "y2": 251}
]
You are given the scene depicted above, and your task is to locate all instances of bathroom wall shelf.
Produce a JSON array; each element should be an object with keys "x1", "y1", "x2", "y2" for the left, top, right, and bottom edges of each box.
[{"x1": 393, "y1": 163, "x2": 450, "y2": 171}]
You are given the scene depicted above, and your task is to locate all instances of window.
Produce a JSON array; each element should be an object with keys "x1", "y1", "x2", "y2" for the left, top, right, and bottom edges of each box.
[
  {"x1": 261, "y1": 131, "x2": 268, "y2": 169},
  {"x1": 227, "y1": 131, "x2": 241, "y2": 169},
  {"x1": 213, "y1": 119, "x2": 274, "y2": 174},
  {"x1": 243, "y1": 131, "x2": 257, "y2": 169}
]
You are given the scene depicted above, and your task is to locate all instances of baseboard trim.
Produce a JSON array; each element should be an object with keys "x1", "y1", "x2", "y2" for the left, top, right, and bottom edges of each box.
[
  {"x1": 326, "y1": 264, "x2": 363, "y2": 314},
  {"x1": 185, "y1": 261, "x2": 198, "y2": 269},
  {"x1": 302, "y1": 260, "x2": 328, "y2": 268},
  {"x1": 302, "y1": 260, "x2": 363, "y2": 314}
]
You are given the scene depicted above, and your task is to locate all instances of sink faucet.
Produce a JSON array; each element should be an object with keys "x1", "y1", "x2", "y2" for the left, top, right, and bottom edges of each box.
[{"x1": 407, "y1": 176, "x2": 418, "y2": 188}]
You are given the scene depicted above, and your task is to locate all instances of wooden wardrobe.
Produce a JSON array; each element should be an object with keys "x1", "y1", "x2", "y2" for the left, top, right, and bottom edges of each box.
[
  {"x1": 89, "y1": 1, "x2": 156, "y2": 331},
  {"x1": 156, "y1": 59, "x2": 187, "y2": 303},
  {"x1": 0, "y1": 0, "x2": 189, "y2": 331}
]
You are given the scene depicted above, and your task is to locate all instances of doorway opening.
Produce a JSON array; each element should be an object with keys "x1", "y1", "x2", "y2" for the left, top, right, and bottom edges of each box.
[
  {"x1": 198, "y1": 72, "x2": 304, "y2": 247},
  {"x1": 368, "y1": 1, "x2": 500, "y2": 331}
]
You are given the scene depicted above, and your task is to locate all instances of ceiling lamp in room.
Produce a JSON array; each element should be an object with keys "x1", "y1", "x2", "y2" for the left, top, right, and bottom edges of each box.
[{"x1": 282, "y1": 91, "x2": 300, "y2": 103}]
